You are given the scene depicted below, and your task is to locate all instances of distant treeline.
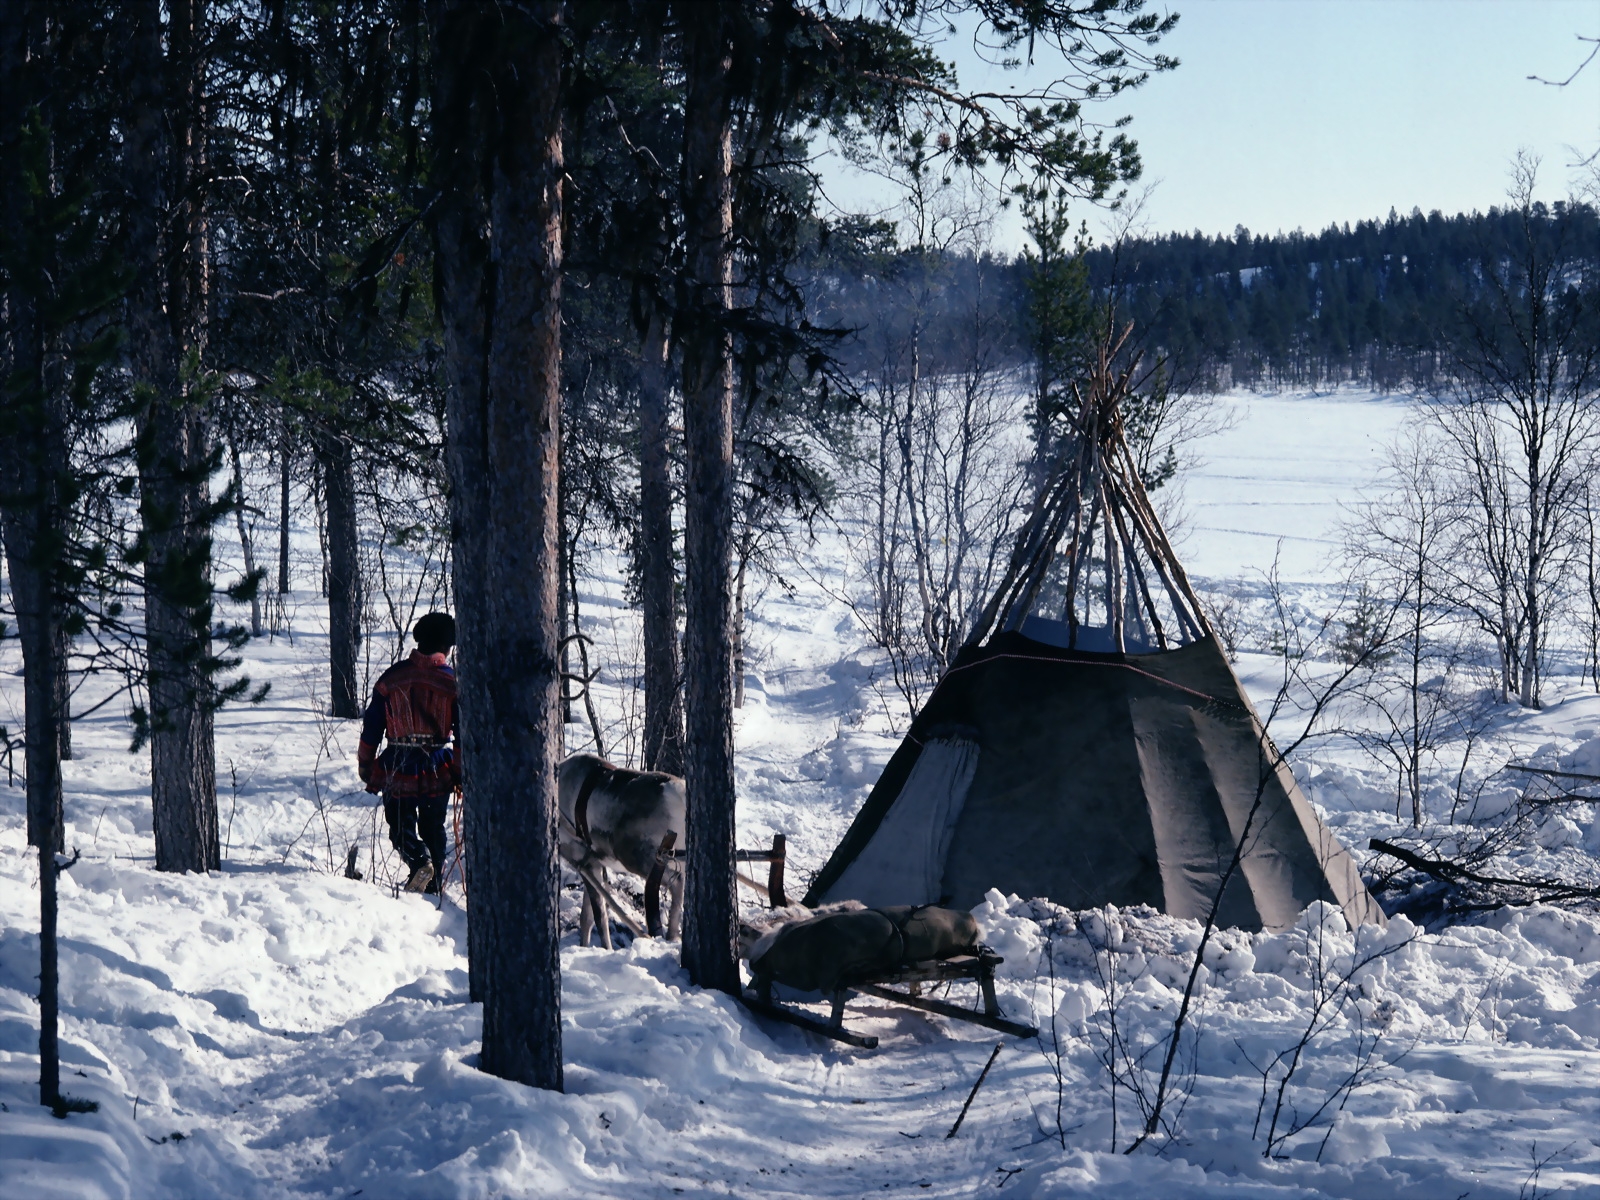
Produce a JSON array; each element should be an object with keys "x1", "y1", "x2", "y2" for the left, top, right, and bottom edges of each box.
[
  {"x1": 808, "y1": 202, "x2": 1600, "y2": 392},
  {"x1": 1090, "y1": 203, "x2": 1600, "y2": 390}
]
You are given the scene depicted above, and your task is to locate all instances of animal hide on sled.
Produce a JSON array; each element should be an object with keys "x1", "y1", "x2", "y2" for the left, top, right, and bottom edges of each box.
[{"x1": 743, "y1": 902, "x2": 979, "y2": 995}]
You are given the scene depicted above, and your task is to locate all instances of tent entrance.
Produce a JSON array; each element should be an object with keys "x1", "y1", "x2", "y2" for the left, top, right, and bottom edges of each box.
[{"x1": 824, "y1": 734, "x2": 979, "y2": 909}]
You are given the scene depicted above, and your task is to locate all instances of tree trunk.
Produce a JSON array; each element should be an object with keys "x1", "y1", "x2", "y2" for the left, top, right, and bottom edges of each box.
[
  {"x1": 568, "y1": 551, "x2": 606, "y2": 757},
  {"x1": 228, "y1": 437, "x2": 263, "y2": 638},
  {"x1": 37, "y1": 842, "x2": 62, "y2": 1111},
  {"x1": 429, "y1": 14, "x2": 492, "y2": 1009},
  {"x1": 278, "y1": 419, "x2": 292, "y2": 594},
  {"x1": 3, "y1": 425, "x2": 70, "y2": 1121},
  {"x1": 1520, "y1": 507, "x2": 1541, "y2": 709},
  {"x1": 678, "y1": 6, "x2": 740, "y2": 996},
  {"x1": 0, "y1": 264, "x2": 70, "y2": 1114},
  {"x1": 54, "y1": 626, "x2": 71, "y2": 760},
  {"x1": 318, "y1": 430, "x2": 362, "y2": 717},
  {"x1": 733, "y1": 539, "x2": 747, "y2": 710},
  {"x1": 126, "y1": 0, "x2": 219, "y2": 874},
  {"x1": 429, "y1": 0, "x2": 564, "y2": 1092},
  {"x1": 4, "y1": 563, "x2": 67, "y2": 864},
  {"x1": 557, "y1": 481, "x2": 573, "y2": 727},
  {"x1": 1409, "y1": 550, "x2": 1423, "y2": 827},
  {"x1": 638, "y1": 307, "x2": 685, "y2": 773},
  {"x1": 0, "y1": 6, "x2": 68, "y2": 1111},
  {"x1": 12, "y1": 532, "x2": 70, "y2": 1110}
]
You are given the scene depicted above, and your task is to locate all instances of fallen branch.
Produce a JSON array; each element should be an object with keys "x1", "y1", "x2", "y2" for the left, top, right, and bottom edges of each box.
[
  {"x1": 1369, "y1": 838, "x2": 1600, "y2": 905},
  {"x1": 1504, "y1": 763, "x2": 1600, "y2": 786},
  {"x1": 947, "y1": 1042, "x2": 1004, "y2": 1139}
]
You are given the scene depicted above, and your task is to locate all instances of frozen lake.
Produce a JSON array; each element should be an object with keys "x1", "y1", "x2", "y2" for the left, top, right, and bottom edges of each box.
[{"x1": 1182, "y1": 388, "x2": 1416, "y2": 583}]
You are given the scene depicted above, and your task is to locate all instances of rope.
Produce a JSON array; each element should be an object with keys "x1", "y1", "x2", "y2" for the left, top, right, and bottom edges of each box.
[
  {"x1": 450, "y1": 786, "x2": 466, "y2": 898},
  {"x1": 878, "y1": 903, "x2": 932, "y2": 971}
]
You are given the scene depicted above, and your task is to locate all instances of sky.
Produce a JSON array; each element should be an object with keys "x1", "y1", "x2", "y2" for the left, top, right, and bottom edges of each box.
[{"x1": 817, "y1": 0, "x2": 1600, "y2": 252}]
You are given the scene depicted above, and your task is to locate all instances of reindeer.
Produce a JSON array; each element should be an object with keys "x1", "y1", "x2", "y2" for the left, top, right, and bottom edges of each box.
[{"x1": 558, "y1": 752, "x2": 685, "y2": 947}]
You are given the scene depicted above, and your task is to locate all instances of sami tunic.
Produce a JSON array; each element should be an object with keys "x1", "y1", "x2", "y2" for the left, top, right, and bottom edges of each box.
[{"x1": 357, "y1": 650, "x2": 461, "y2": 799}]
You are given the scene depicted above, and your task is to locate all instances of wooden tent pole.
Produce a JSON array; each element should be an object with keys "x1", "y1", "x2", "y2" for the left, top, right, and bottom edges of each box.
[
  {"x1": 995, "y1": 425, "x2": 1091, "y2": 637},
  {"x1": 1044, "y1": 385, "x2": 1097, "y2": 630},
  {"x1": 965, "y1": 456, "x2": 1067, "y2": 648},
  {"x1": 1005, "y1": 483, "x2": 1081, "y2": 634},
  {"x1": 1103, "y1": 462, "x2": 1194, "y2": 638},
  {"x1": 1101, "y1": 447, "x2": 1206, "y2": 643},
  {"x1": 995, "y1": 506, "x2": 1060, "y2": 633},
  {"x1": 1111, "y1": 431, "x2": 1216, "y2": 642},
  {"x1": 1104, "y1": 477, "x2": 1126, "y2": 652},
  {"x1": 1059, "y1": 478, "x2": 1101, "y2": 640},
  {"x1": 972, "y1": 317, "x2": 1219, "y2": 654},
  {"x1": 1106, "y1": 488, "x2": 1169, "y2": 649}
]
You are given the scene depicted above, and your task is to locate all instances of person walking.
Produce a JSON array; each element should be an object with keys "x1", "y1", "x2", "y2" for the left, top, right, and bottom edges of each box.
[{"x1": 358, "y1": 611, "x2": 459, "y2": 893}]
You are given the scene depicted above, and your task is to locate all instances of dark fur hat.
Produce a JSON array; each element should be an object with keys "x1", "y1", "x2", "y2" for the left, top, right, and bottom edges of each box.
[{"x1": 413, "y1": 611, "x2": 456, "y2": 653}]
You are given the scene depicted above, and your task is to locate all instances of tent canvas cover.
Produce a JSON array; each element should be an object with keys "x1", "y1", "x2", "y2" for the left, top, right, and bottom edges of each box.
[{"x1": 805, "y1": 335, "x2": 1383, "y2": 933}]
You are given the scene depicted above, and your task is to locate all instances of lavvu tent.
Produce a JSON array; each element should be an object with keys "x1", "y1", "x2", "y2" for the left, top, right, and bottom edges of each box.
[{"x1": 806, "y1": 333, "x2": 1384, "y2": 933}]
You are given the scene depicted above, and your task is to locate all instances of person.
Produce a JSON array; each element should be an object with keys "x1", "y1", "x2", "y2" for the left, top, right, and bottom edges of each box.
[{"x1": 358, "y1": 611, "x2": 460, "y2": 894}]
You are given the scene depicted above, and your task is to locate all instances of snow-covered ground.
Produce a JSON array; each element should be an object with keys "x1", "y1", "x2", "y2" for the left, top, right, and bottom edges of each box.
[{"x1": 5, "y1": 387, "x2": 1600, "y2": 1199}]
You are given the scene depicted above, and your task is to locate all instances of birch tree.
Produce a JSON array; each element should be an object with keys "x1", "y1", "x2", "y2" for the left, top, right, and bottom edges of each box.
[{"x1": 1430, "y1": 156, "x2": 1600, "y2": 707}]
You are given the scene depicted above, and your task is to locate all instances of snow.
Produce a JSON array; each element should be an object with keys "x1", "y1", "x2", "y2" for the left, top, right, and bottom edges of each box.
[
  {"x1": 6, "y1": 385, "x2": 1600, "y2": 1197},
  {"x1": 1180, "y1": 389, "x2": 1413, "y2": 582}
]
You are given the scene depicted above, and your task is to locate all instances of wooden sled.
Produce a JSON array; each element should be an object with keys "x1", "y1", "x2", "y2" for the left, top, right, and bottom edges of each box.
[{"x1": 741, "y1": 947, "x2": 1038, "y2": 1050}]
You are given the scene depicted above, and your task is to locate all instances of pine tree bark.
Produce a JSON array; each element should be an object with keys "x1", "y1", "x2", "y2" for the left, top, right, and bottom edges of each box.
[
  {"x1": 126, "y1": 0, "x2": 219, "y2": 873},
  {"x1": 428, "y1": 11, "x2": 492, "y2": 1008},
  {"x1": 638, "y1": 307, "x2": 685, "y2": 774},
  {"x1": 557, "y1": 481, "x2": 573, "y2": 727},
  {"x1": 733, "y1": 540, "x2": 748, "y2": 711},
  {"x1": 429, "y1": 0, "x2": 564, "y2": 1091},
  {"x1": 54, "y1": 627, "x2": 71, "y2": 760},
  {"x1": 227, "y1": 442, "x2": 264, "y2": 639},
  {"x1": 1, "y1": 523, "x2": 67, "y2": 863},
  {"x1": 318, "y1": 430, "x2": 362, "y2": 717},
  {"x1": 678, "y1": 5, "x2": 740, "y2": 995},
  {"x1": 0, "y1": 0, "x2": 68, "y2": 1108}
]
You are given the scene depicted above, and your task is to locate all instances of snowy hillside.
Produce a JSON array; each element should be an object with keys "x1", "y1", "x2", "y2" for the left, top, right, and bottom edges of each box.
[{"x1": 5, "y1": 388, "x2": 1600, "y2": 1199}]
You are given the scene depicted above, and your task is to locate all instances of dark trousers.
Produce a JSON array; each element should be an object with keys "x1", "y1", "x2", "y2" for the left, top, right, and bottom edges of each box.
[{"x1": 384, "y1": 792, "x2": 449, "y2": 887}]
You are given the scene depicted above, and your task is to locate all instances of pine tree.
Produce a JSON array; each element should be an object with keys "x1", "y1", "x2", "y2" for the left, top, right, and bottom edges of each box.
[
  {"x1": 124, "y1": 0, "x2": 227, "y2": 873},
  {"x1": 428, "y1": 0, "x2": 566, "y2": 1093},
  {"x1": 0, "y1": 0, "x2": 122, "y2": 1116},
  {"x1": 1021, "y1": 185, "x2": 1095, "y2": 473}
]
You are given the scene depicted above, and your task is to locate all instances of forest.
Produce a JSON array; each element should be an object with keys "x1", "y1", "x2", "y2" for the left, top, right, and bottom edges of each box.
[
  {"x1": 6, "y1": 2, "x2": 1600, "y2": 1196},
  {"x1": 0, "y1": 0, "x2": 1182, "y2": 1102},
  {"x1": 813, "y1": 200, "x2": 1600, "y2": 391}
]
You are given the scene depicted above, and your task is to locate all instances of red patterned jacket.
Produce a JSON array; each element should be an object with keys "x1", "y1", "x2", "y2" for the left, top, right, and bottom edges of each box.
[{"x1": 357, "y1": 651, "x2": 460, "y2": 798}]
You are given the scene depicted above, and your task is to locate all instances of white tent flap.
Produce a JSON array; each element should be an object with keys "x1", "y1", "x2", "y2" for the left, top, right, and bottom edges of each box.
[{"x1": 822, "y1": 736, "x2": 979, "y2": 907}]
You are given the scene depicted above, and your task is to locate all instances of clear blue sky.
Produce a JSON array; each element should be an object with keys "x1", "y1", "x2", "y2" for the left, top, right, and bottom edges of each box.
[{"x1": 818, "y1": 0, "x2": 1600, "y2": 250}]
